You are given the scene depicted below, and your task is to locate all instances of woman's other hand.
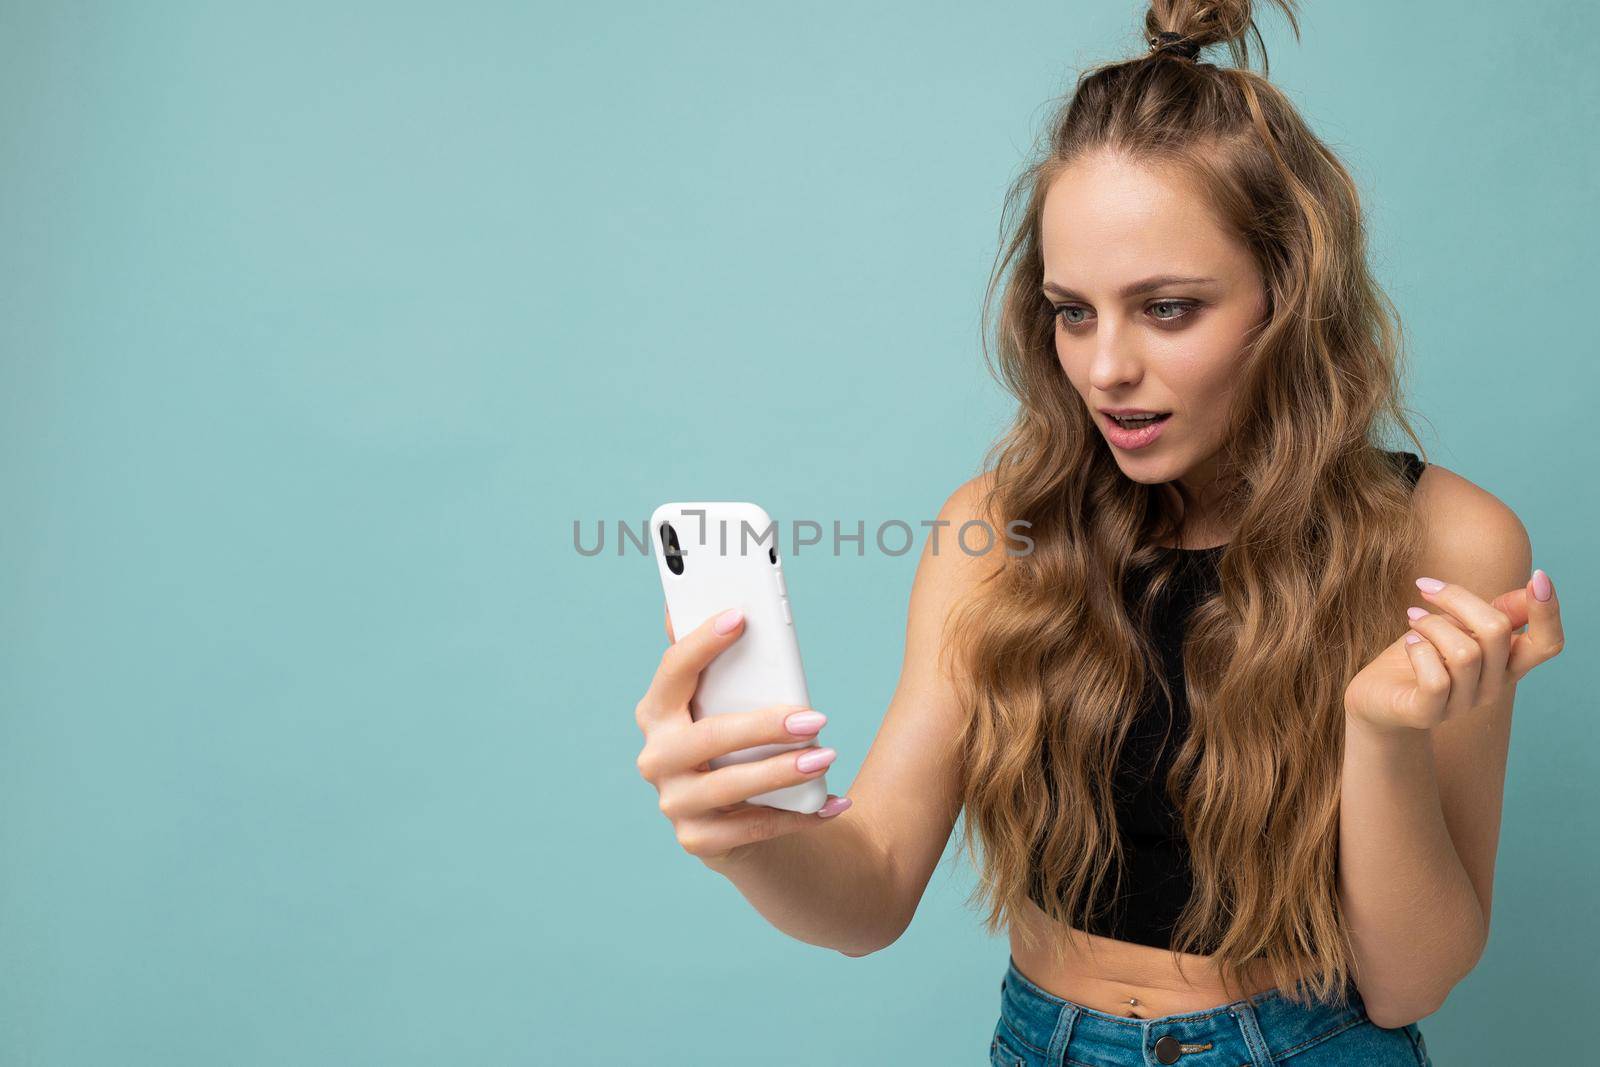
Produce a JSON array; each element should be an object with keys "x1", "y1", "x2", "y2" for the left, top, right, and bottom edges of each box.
[{"x1": 1344, "y1": 569, "x2": 1565, "y2": 733}]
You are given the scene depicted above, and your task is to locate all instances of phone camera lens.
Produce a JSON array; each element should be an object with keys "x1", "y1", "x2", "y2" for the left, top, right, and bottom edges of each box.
[{"x1": 660, "y1": 522, "x2": 684, "y2": 575}]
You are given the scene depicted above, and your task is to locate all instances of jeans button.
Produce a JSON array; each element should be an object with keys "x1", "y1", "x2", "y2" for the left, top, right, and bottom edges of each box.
[{"x1": 1154, "y1": 1034, "x2": 1183, "y2": 1064}]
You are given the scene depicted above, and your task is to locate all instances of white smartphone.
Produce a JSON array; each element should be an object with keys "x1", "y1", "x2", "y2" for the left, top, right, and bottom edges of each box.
[{"x1": 648, "y1": 502, "x2": 825, "y2": 814}]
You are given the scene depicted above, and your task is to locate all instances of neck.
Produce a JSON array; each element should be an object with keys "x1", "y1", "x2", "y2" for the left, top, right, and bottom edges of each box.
[{"x1": 1163, "y1": 453, "x2": 1230, "y2": 545}]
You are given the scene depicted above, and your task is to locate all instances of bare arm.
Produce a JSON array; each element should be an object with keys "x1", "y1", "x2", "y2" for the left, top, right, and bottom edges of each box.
[
  {"x1": 700, "y1": 476, "x2": 999, "y2": 955},
  {"x1": 1338, "y1": 466, "x2": 1558, "y2": 1027},
  {"x1": 1338, "y1": 711, "x2": 1490, "y2": 1027}
]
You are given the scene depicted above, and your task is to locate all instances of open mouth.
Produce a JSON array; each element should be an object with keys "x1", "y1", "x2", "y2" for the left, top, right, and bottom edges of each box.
[{"x1": 1107, "y1": 412, "x2": 1172, "y2": 429}]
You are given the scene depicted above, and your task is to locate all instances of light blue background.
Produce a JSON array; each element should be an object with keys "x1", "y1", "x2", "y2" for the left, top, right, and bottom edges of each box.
[{"x1": 2, "y1": 2, "x2": 1593, "y2": 1063}]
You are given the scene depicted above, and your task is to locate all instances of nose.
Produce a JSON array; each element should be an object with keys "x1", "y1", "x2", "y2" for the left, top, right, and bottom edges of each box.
[{"x1": 1085, "y1": 318, "x2": 1144, "y2": 393}]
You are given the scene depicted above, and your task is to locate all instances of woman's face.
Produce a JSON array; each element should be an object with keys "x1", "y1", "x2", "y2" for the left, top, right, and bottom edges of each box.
[{"x1": 1039, "y1": 151, "x2": 1268, "y2": 498}]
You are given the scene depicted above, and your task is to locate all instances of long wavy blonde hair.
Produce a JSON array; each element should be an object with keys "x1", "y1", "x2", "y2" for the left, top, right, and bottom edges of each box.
[{"x1": 948, "y1": 0, "x2": 1432, "y2": 1006}]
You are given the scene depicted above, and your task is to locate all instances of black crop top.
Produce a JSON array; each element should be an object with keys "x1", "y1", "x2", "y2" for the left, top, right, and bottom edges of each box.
[{"x1": 1026, "y1": 449, "x2": 1428, "y2": 950}]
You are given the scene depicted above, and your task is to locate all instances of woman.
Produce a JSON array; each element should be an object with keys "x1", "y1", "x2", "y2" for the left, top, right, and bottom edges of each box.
[{"x1": 632, "y1": 1, "x2": 1566, "y2": 1063}]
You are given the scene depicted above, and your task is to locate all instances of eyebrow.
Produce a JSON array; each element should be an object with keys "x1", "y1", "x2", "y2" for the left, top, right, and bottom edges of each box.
[{"x1": 1041, "y1": 274, "x2": 1219, "y2": 300}]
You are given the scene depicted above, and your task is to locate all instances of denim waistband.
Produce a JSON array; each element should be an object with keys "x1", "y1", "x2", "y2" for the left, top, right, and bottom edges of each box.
[{"x1": 999, "y1": 954, "x2": 1369, "y2": 1066}]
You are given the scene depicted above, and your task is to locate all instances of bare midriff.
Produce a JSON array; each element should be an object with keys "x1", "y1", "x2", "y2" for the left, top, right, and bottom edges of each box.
[{"x1": 1008, "y1": 897, "x2": 1292, "y2": 1019}]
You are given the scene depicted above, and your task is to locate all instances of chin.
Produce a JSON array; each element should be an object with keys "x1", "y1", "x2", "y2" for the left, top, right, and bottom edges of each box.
[{"x1": 1109, "y1": 453, "x2": 1178, "y2": 483}]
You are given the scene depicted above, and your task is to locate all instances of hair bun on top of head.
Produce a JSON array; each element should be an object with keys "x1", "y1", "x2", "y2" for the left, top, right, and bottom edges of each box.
[
  {"x1": 1142, "y1": 0, "x2": 1297, "y2": 71},
  {"x1": 1148, "y1": 30, "x2": 1202, "y2": 59}
]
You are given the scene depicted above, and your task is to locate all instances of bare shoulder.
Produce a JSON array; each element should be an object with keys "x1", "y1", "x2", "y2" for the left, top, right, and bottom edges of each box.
[
  {"x1": 1412, "y1": 461, "x2": 1532, "y2": 595},
  {"x1": 937, "y1": 468, "x2": 1000, "y2": 524},
  {"x1": 919, "y1": 469, "x2": 1009, "y2": 594}
]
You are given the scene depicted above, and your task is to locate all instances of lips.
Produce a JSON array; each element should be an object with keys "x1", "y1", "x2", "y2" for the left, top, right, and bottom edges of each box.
[{"x1": 1099, "y1": 410, "x2": 1172, "y2": 450}]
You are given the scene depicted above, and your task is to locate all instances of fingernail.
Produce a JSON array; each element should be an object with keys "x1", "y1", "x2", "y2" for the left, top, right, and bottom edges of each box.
[
  {"x1": 796, "y1": 747, "x2": 836, "y2": 773},
  {"x1": 818, "y1": 796, "x2": 852, "y2": 818},
  {"x1": 785, "y1": 711, "x2": 827, "y2": 735},
  {"x1": 1532, "y1": 568, "x2": 1553, "y2": 603},
  {"x1": 1415, "y1": 577, "x2": 1446, "y2": 594},
  {"x1": 1405, "y1": 632, "x2": 1423, "y2": 645},
  {"x1": 1406, "y1": 606, "x2": 1428, "y2": 621},
  {"x1": 713, "y1": 609, "x2": 743, "y2": 634}
]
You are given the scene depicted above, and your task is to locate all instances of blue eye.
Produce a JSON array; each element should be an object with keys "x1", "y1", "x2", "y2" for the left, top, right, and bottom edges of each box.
[
  {"x1": 1057, "y1": 306, "x2": 1090, "y2": 326},
  {"x1": 1149, "y1": 299, "x2": 1198, "y2": 322}
]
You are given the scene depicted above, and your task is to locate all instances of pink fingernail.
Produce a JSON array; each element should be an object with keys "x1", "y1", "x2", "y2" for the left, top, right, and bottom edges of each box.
[
  {"x1": 796, "y1": 747, "x2": 836, "y2": 773},
  {"x1": 785, "y1": 711, "x2": 827, "y2": 735},
  {"x1": 1406, "y1": 606, "x2": 1428, "y2": 621},
  {"x1": 713, "y1": 609, "x2": 743, "y2": 634},
  {"x1": 1416, "y1": 577, "x2": 1446, "y2": 594},
  {"x1": 818, "y1": 796, "x2": 852, "y2": 818},
  {"x1": 1405, "y1": 632, "x2": 1423, "y2": 645},
  {"x1": 1532, "y1": 569, "x2": 1553, "y2": 603}
]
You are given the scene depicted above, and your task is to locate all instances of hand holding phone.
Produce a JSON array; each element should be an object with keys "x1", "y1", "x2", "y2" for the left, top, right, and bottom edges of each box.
[{"x1": 633, "y1": 503, "x2": 851, "y2": 865}]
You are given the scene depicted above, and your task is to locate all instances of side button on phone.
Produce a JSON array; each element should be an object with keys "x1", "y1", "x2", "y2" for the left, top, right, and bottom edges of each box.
[
  {"x1": 780, "y1": 600, "x2": 792, "y2": 624},
  {"x1": 774, "y1": 571, "x2": 786, "y2": 596}
]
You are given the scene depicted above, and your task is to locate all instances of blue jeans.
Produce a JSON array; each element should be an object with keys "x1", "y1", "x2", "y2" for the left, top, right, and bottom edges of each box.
[{"x1": 991, "y1": 956, "x2": 1432, "y2": 1065}]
